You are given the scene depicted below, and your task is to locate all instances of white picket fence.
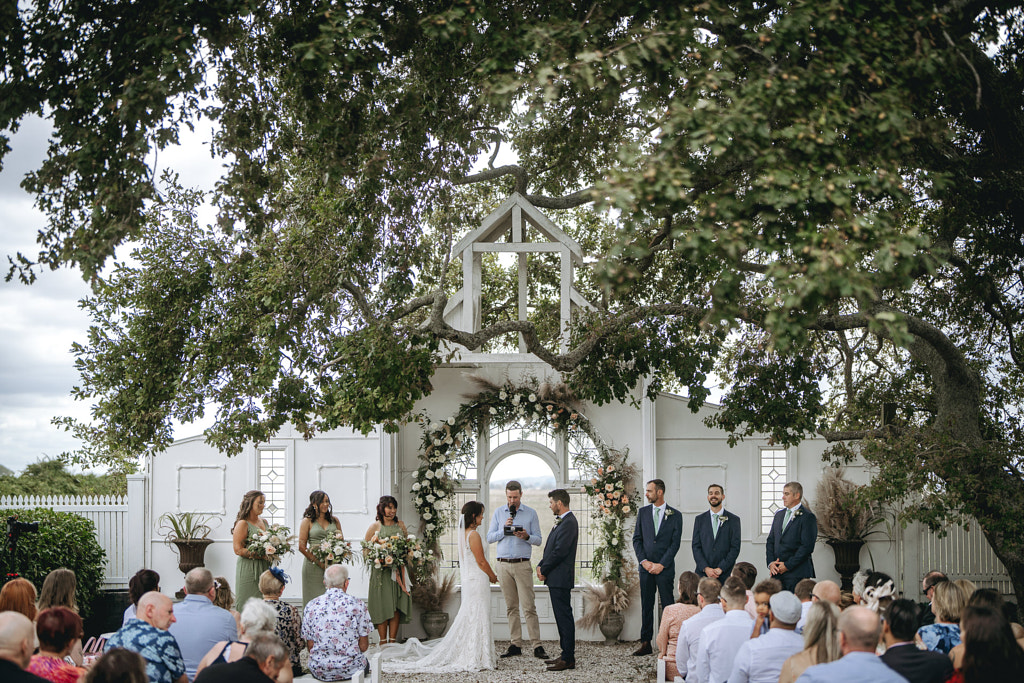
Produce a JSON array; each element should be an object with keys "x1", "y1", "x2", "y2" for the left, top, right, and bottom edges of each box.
[{"x1": 1, "y1": 490, "x2": 138, "y2": 589}]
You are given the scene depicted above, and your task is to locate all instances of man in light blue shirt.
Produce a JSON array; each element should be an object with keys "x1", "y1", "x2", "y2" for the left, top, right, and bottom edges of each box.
[
  {"x1": 486, "y1": 480, "x2": 545, "y2": 659},
  {"x1": 167, "y1": 568, "x2": 239, "y2": 681},
  {"x1": 675, "y1": 577, "x2": 725, "y2": 680},
  {"x1": 796, "y1": 606, "x2": 909, "y2": 683},
  {"x1": 693, "y1": 577, "x2": 754, "y2": 683},
  {"x1": 728, "y1": 590, "x2": 804, "y2": 683}
]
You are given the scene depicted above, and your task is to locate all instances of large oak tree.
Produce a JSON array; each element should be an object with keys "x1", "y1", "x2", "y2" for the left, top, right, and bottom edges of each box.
[{"x1": 4, "y1": 1, "x2": 1024, "y2": 597}]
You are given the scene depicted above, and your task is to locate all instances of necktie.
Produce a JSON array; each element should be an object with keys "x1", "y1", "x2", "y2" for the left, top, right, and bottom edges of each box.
[
  {"x1": 654, "y1": 507, "x2": 661, "y2": 535},
  {"x1": 783, "y1": 507, "x2": 793, "y2": 531},
  {"x1": 712, "y1": 513, "x2": 719, "y2": 538}
]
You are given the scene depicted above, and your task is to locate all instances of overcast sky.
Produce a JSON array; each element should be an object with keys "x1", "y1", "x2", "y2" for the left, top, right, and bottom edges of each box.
[{"x1": 0, "y1": 116, "x2": 222, "y2": 474}]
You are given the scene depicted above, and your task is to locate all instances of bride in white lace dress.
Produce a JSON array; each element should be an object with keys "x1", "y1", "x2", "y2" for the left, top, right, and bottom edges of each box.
[{"x1": 380, "y1": 500, "x2": 498, "y2": 673}]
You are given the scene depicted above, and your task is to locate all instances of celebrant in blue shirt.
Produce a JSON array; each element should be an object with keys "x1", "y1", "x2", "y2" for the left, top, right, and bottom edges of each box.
[{"x1": 486, "y1": 480, "x2": 547, "y2": 660}]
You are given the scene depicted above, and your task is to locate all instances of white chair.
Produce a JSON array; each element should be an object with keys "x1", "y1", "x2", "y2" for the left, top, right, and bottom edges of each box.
[{"x1": 657, "y1": 657, "x2": 667, "y2": 683}]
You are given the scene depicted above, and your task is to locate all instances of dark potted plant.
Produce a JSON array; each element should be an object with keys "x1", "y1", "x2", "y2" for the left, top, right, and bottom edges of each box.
[
  {"x1": 815, "y1": 467, "x2": 887, "y2": 591},
  {"x1": 410, "y1": 571, "x2": 457, "y2": 639},
  {"x1": 158, "y1": 511, "x2": 218, "y2": 575}
]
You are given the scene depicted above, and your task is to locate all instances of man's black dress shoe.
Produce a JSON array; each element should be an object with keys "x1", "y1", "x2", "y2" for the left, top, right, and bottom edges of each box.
[
  {"x1": 534, "y1": 646, "x2": 549, "y2": 659},
  {"x1": 632, "y1": 642, "x2": 653, "y2": 656},
  {"x1": 500, "y1": 644, "x2": 523, "y2": 658},
  {"x1": 547, "y1": 660, "x2": 576, "y2": 671}
]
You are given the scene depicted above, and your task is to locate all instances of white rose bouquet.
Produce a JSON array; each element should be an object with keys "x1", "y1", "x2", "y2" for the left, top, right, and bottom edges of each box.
[
  {"x1": 310, "y1": 531, "x2": 353, "y2": 566},
  {"x1": 246, "y1": 523, "x2": 295, "y2": 564}
]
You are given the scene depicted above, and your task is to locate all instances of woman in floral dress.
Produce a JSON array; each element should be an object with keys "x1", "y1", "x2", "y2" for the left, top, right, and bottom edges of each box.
[{"x1": 261, "y1": 567, "x2": 305, "y2": 677}]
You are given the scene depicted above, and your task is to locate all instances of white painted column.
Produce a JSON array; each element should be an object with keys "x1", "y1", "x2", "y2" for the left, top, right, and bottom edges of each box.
[{"x1": 126, "y1": 473, "x2": 148, "y2": 573}]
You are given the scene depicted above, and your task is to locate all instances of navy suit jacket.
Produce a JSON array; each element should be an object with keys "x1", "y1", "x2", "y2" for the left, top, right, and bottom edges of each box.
[
  {"x1": 633, "y1": 504, "x2": 683, "y2": 574},
  {"x1": 539, "y1": 511, "x2": 578, "y2": 589},
  {"x1": 692, "y1": 509, "x2": 741, "y2": 576},
  {"x1": 765, "y1": 504, "x2": 817, "y2": 579}
]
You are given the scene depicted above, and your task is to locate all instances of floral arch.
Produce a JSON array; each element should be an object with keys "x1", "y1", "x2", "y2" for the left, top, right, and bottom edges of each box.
[{"x1": 410, "y1": 377, "x2": 638, "y2": 587}]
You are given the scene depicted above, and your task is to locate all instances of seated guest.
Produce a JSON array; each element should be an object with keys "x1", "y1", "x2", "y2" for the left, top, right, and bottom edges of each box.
[
  {"x1": 674, "y1": 577, "x2": 724, "y2": 680},
  {"x1": 37, "y1": 568, "x2": 84, "y2": 667},
  {"x1": 946, "y1": 605, "x2": 1024, "y2": 683},
  {"x1": 693, "y1": 577, "x2": 754, "y2": 683},
  {"x1": 194, "y1": 599, "x2": 292, "y2": 683},
  {"x1": 730, "y1": 562, "x2": 759, "y2": 619},
  {"x1": 862, "y1": 574, "x2": 896, "y2": 615},
  {"x1": 194, "y1": 633, "x2": 290, "y2": 683},
  {"x1": 794, "y1": 579, "x2": 815, "y2": 634},
  {"x1": 949, "y1": 589, "x2": 1006, "y2": 669},
  {"x1": 302, "y1": 564, "x2": 372, "y2": 682},
  {"x1": 811, "y1": 580, "x2": 842, "y2": 606},
  {"x1": 657, "y1": 571, "x2": 700, "y2": 680},
  {"x1": 917, "y1": 571, "x2": 946, "y2": 629},
  {"x1": 794, "y1": 606, "x2": 907, "y2": 683},
  {"x1": 879, "y1": 599, "x2": 952, "y2": 683},
  {"x1": 728, "y1": 591, "x2": 804, "y2": 683},
  {"x1": 260, "y1": 568, "x2": 305, "y2": 678},
  {"x1": 916, "y1": 580, "x2": 968, "y2": 654},
  {"x1": 211, "y1": 577, "x2": 240, "y2": 633},
  {"x1": 168, "y1": 568, "x2": 239, "y2": 681},
  {"x1": 750, "y1": 578, "x2": 782, "y2": 637},
  {"x1": 83, "y1": 648, "x2": 148, "y2": 683},
  {"x1": 0, "y1": 611, "x2": 48, "y2": 683},
  {"x1": 28, "y1": 607, "x2": 87, "y2": 683},
  {"x1": 0, "y1": 578, "x2": 38, "y2": 622},
  {"x1": 105, "y1": 591, "x2": 187, "y2": 683},
  {"x1": 124, "y1": 569, "x2": 160, "y2": 625},
  {"x1": 779, "y1": 600, "x2": 841, "y2": 683}
]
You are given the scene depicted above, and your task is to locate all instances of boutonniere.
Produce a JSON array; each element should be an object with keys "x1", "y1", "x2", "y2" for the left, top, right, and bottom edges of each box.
[
  {"x1": 665, "y1": 509, "x2": 674, "y2": 517},
  {"x1": 719, "y1": 515, "x2": 729, "y2": 523},
  {"x1": 553, "y1": 516, "x2": 562, "y2": 527},
  {"x1": 792, "y1": 509, "x2": 804, "y2": 517}
]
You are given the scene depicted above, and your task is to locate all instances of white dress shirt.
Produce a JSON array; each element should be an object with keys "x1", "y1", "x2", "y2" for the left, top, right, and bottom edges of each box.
[
  {"x1": 796, "y1": 600, "x2": 812, "y2": 634},
  {"x1": 693, "y1": 608, "x2": 755, "y2": 683},
  {"x1": 675, "y1": 602, "x2": 725, "y2": 679},
  {"x1": 728, "y1": 627, "x2": 804, "y2": 683}
]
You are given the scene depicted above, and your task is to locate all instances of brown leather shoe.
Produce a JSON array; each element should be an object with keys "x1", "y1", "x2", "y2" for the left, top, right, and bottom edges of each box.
[
  {"x1": 547, "y1": 660, "x2": 575, "y2": 671},
  {"x1": 544, "y1": 657, "x2": 563, "y2": 665},
  {"x1": 632, "y1": 642, "x2": 653, "y2": 656}
]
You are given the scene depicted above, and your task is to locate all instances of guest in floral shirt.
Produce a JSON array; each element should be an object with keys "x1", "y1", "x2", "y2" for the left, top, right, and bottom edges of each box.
[
  {"x1": 260, "y1": 568, "x2": 304, "y2": 677},
  {"x1": 301, "y1": 565, "x2": 371, "y2": 681},
  {"x1": 106, "y1": 592, "x2": 187, "y2": 683}
]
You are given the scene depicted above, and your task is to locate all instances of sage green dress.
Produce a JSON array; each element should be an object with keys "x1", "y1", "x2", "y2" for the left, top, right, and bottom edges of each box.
[
  {"x1": 367, "y1": 522, "x2": 411, "y2": 625},
  {"x1": 235, "y1": 520, "x2": 271, "y2": 611},
  {"x1": 302, "y1": 519, "x2": 339, "y2": 606}
]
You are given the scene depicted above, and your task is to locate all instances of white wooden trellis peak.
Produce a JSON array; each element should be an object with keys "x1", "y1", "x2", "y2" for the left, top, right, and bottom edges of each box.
[{"x1": 443, "y1": 192, "x2": 596, "y2": 354}]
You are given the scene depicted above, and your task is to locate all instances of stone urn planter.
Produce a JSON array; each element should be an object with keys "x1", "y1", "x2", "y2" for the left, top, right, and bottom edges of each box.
[
  {"x1": 420, "y1": 610, "x2": 450, "y2": 639},
  {"x1": 826, "y1": 539, "x2": 865, "y2": 592},
  {"x1": 171, "y1": 538, "x2": 215, "y2": 574},
  {"x1": 599, "y1": 611, "x2": 625, "y2": 645}
]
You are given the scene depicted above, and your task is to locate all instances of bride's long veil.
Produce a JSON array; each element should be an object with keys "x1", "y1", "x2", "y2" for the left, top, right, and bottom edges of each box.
[{"x1": 457, "y1": 514, "x2": 468, "y2": 582}]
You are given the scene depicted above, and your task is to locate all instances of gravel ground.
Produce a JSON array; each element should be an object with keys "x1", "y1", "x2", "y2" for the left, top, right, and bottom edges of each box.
[{"x1": 371, "y1": 640, "x2": 658, "y2": 683}]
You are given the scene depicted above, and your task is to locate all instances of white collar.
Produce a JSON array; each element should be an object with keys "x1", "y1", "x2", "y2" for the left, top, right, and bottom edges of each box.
[
  {"x1": 788, "y1": 503, "x2": 803, "y2": 512},
  {"x1": 710, "y1": 508, "x2": 723, "y2": 516}
]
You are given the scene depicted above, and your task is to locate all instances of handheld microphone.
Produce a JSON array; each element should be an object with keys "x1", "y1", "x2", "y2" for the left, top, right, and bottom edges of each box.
[{"x1": 509, "y1": 504, "x2": 518, "y2": 518}]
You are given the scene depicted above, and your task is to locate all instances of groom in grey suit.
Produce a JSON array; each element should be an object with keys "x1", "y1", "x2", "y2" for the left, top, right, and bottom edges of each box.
[{"x1": 537, "y1": 488, "x2": 578, "y2": 671}]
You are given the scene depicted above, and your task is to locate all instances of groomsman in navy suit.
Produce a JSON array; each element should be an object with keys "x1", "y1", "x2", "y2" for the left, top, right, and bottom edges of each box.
[
  {"x1": 765, "y1": 481, "x2": 817, "y2": 591},
  {"x1": 537, "y1": 488, "x2": 579, "y2": 672},
  {"x1": 692, "y1": 483, "x2": 741, "y2": 579},
  {"x1": 632, "y1": 478, "x2": 683, "y2": 656}
]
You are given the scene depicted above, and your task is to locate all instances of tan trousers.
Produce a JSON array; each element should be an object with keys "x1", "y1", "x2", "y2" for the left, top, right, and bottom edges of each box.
[{"x1": 497, "y1": 559, "x2": 541, "y2": 648}]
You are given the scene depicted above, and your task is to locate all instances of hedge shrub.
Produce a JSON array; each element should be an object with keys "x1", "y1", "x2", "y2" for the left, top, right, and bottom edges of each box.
[{"x1": 0, "y1": 507, "x2": 106, "y2": 616}]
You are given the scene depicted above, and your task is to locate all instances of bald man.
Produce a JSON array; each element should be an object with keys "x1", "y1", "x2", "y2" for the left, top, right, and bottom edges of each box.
[
  {"x1": 106, "y1": 592, "x2": 188, "y2": 683},
  {"x1": 0, "y1": 611, "x2": 47, "y2": 682},
  {"x1": 794, "y1": 606, "x2": 909, "y2": 683},
  {"x1": 812, "y1": 580, "x2": 842, "y2": 605}
]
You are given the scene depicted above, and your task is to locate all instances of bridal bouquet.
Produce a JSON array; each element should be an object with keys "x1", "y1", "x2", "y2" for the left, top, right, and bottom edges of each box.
[
  {"x1": 310, "y1": 531, "x2": 353, "y2": 566},
  {"x1": 246, "y1": 523, "x2": 295, "y2": 564}
]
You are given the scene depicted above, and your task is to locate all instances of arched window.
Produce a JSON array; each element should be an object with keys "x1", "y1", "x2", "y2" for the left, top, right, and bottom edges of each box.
[{"x1": 434, "y1": 418, "x2": 601, "y2": 583}]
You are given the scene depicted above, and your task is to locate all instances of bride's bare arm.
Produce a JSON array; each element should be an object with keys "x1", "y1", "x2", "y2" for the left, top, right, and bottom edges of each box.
[{"x1": 468, "y1": 531, "x2": 498, "y2": 582}]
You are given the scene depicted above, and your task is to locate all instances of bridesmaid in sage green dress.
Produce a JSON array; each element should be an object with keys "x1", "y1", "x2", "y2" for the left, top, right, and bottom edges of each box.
[
  {"x1": 298, "y1": 490, "x2": 343, "y2": 606},
  {"x1": 231, "y1": 490, "x2": 271, "y2": 611},
  {"x1": 364, "y1": 495, "x2": 411, "y2": 644}
]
